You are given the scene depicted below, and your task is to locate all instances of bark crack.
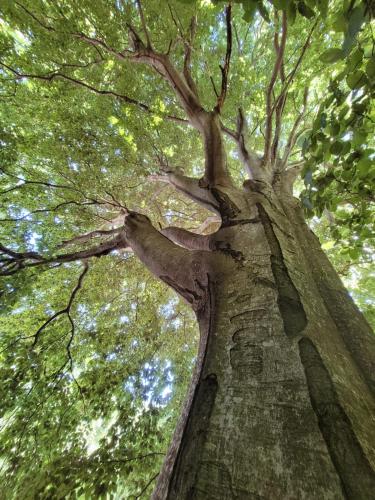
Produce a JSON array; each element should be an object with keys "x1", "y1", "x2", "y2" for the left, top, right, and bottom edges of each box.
[
  {"x1": 257, "y1": 203, "x2": 307, "y2": 337},
  {"x1": 299, "y1": 337, "x2": 375, "y2": 499}
]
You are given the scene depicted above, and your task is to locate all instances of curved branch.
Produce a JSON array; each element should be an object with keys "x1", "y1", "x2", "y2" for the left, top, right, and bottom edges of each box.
[
  {"x1": 149, "y1": 171, "x2": 220, "y2": 214},
  {"x1": 161, "y1": 227, "x2": 211, "y2": 251}
]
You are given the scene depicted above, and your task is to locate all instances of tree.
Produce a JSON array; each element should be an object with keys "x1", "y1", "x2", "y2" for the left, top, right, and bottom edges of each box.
[{"x1": 0, "y1": 0, "x2": 374, "y2": 498}]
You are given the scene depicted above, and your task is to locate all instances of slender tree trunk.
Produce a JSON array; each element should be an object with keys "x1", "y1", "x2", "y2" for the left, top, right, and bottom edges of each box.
[{"x1": 151, "y1": 184, "x2": 375, "y2": 500}]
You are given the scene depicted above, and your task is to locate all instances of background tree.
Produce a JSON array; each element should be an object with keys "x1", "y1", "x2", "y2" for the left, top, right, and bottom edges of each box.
[{"x1": 0, "y1": 0, "x2": 374, "y2": 498}]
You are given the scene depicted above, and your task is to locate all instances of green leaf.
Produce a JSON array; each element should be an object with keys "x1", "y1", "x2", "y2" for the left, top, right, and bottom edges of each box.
[
  {"x1": 316, "y1": 0, "x2": 328, "y2": 17},
  {"x1": 365, "y1": 58, "x2": 375, "y2": 79},
  {"x1": 330, "y1": 141, "x2": 344, "y2": 155},
  {"x1": 286, "y1": 0, "x2": 297, "y2": 24},
  {"x1": 342, "y1": 5, "x2": 365, "y2": 54},
  {"x1": 357, "y1": 158, "x2": 372, "y2": 178},
  {"x1": 243, "y1": 2, "x2": 258, "y2": 22},
  {"x1": 297, "y1": 1, "x2": 315, "y2": 19},
  {"x1": 346, "y1": 48, "x2": 363, "y2": 71},
  {"x1": 258, "y1": 2, "x2": 271, "y2": 22},
  {"x1": 346, "y1": 70, "x2": 367, "y2": 89},
  {"x1": 332, "y1": 14, "x2": 347, "y2": 32},
  {"x1": 320, "y1": 48, "x2": 345, "y2": 63}
]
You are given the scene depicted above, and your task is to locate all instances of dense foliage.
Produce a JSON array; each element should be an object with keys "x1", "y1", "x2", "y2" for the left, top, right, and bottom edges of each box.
[{"x1": 0, "y1": 0, "x2": 373, "y2": 497}]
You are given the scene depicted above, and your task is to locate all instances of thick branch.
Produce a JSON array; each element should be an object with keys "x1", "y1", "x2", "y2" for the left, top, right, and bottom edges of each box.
[
  {"x1": 150, "y1": 171, "x2": 221, "y2": 214},
  {"x1": 57, "y1": 228, "x2": 123, "y2": 248},
  {"x1": 202, "y1": 112, "x2": 231, "y2": 186},
  {"x1": 128, "y1": 44, "x2": 203, "y2": 127},
  {"x1": 161, "y1": 227, "x2": 211, "y2": 251},
  {"x1": 124, "y1": 212, "x2": 211, "y2": 310}
]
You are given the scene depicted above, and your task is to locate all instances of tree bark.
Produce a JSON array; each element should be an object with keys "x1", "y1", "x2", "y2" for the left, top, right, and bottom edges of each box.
[{"x1": 147, "y1": 183, "x2": 375, "y2": 500}]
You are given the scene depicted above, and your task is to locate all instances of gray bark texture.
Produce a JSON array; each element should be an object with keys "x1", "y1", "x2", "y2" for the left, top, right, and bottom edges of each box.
[{"x1": 125, "y1": 179, "x2": 375, "y2": 500}]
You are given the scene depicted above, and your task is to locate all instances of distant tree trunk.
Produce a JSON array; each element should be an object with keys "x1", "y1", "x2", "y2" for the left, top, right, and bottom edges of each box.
[{"x1": 147, "y1": 182, "x2": 375, "y2": 500}]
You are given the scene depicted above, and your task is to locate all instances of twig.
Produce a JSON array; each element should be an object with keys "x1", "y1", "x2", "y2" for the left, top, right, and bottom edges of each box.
[
  {"x1": 30, "y1": 263, "x2": 88, "y2": 348},
  {"x1": 135, "y1": 472, "x2": 159, "y2": 499}
]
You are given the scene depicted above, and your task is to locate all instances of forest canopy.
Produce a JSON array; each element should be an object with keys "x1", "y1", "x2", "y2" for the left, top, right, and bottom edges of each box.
[{"x1": 0, "y1": 0, "x2": 374, "y2": 498}]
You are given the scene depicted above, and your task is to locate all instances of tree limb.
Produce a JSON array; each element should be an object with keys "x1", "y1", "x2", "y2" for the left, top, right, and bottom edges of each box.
[
  {"x1": 124, "y1": 212, "x2": 211, "y2": 310},
  {"x1": 0, "y1": 62, "x2": 188, "y2": 125},
  {"x1": 183, "y1": 15, "x2": 199, "y2": 97},
  {"x1": 149, "y1": 170, "x2": 221, "y2": 214},
  {"x1": 270, "y1": 19, "x2": 317, "y2": 118},
  {"x1": 161, "y1": 227, "x2": 211, "y2": 251},
  {"x1": 222, "y1": 109, "x2": 263, "y2": 181},
  {"x1": 281, "y1": 86, "x2": 309, "y2": 169},
  {"x1": 57, "y1": 228, "x2": 123, "y2": 249},
  {"x1": 216, "y1": 4, "x2": 232, "y2": 111},
  {"x1": 0, "y1": 233, "x2": 125, "y2": 276},
  {"x1": 30, "y1": 262, "x2": 88, "y2": 348},
  {"x1": 136, "y1": 0, "x2": 152, "y2": 48},
  {"x1": 264, "y1": 11, "x2": 287, "y2": 166}
]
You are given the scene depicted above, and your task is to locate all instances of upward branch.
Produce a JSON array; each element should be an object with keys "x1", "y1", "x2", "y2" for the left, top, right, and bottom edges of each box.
[
  {"x1": 216, "y1": 4, "x2": 232, "y2": 112},
  {"x1": 126, "y1": 21, "x2": 231, "y2": 187},
  {"x1": 264, "y1": 11, "x2": 287, "y2": 166},
  {"x1": 183, "y1": 15, "x2": 199, "y2": 97}
]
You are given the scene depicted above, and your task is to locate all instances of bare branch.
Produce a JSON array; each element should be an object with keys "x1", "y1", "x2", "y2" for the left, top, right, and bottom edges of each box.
[
  {"x1": 136, "y1": 0, "x2": 152, "y2": 48},
  {"x1": 264, "y1": 11, "x2": 287, "y2": 166},
  {"x1": 73, "y1": 33, "x2": 129, "y2": 62},
  {"x1": 0, "y1": 233, "x2": 125, "y2": 276},
  {"x1": 57, "y1": 228, "x2": 123, "y2": 249},
  {"x1": 222, "y1": 109, "x2": 263, "y2": 181},
  {"x1": 216, "y1": 4, "x2": 232, "y2": 111},
  {"x1": 0, "y1": 62, "x2": 188, "y2": 125},
  {"x1": 183, "y1": 15, "x2": 199, "y2": 97},
  {"x1": 135, "y1": 473, "x2": 159, "y2": 500},
  {"x1": 281, "y1": 86, "x2": 309, "y2": 169},
  {"x1": 271, "y1": 19, "x2": 317, "y2": 118},
  {"x1": 30, "y1": 263, "x2": 88, "y2": 348},
  {"x1": 0, "y1": 171, "x2": 82, "y2": 196}
]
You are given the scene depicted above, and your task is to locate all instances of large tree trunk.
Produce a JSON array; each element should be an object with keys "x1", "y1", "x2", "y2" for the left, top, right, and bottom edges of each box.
[{"x1": 150, "y1": 183, "x2": 375, "y2": 500}]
